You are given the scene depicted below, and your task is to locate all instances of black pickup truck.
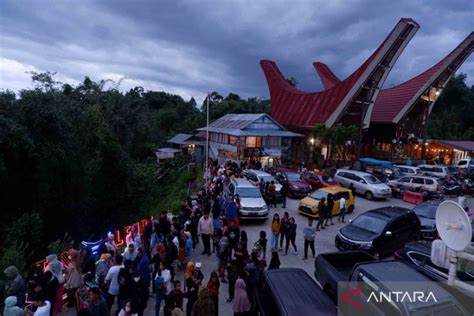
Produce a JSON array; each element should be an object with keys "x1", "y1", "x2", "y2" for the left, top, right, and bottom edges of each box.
[
  {"x1": 314, "y1": 251, "x2": 470, "y2": 315},
  {"x1": 314, "y1": 250, "x2": 377, "y2": 302}
]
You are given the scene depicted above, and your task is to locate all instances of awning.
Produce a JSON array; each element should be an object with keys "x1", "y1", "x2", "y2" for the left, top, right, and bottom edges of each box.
[{"x1": 428, "y1": 140, "x2": 474, "y2": 152}]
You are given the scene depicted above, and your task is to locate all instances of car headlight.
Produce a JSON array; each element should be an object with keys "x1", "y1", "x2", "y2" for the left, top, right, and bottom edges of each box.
[
  {"x1": 262, "y1": 205, "x2": 269, "y2": 211},
  {"x1": 291, "y1": 185, "x2": 298, "y2": 190}
]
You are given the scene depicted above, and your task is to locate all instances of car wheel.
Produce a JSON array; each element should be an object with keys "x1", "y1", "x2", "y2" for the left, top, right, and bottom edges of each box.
[
  {"x1": 365, "y1": 191, "x2": 374, "y2": 200},
  {"x1": 347, "y1": 205, "x2": 354, "y2": 214}
]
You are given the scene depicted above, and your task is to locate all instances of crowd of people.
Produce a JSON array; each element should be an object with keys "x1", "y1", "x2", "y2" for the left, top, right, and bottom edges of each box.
[{"x1": 3, "y1": 159, "x2": 345, "y2": 316}]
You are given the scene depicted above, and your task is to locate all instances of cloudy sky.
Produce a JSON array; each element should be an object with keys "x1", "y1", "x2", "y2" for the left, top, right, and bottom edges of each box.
[{"x1": 1, "y1": 0, "x2": 473, "y2": 104}]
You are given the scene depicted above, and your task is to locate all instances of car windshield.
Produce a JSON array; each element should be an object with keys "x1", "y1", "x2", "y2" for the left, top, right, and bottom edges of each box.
[
  {"x1": 309, "y1": 190, "x2": 328, "y2": 200},
  {"x1": 286, "y1": 173, "x2": 302, "y2": 182},
  {"x1": 363, "y1": 175, "x2": 382, "y2": 184},
  {"x1": 414, "y1": 204, "x2": 437, "y2": 219},
  {"x1": 321, "y1": 175, "x2": 335, "y2": 182},
  {"x1": 351, "y1": 215, "x2": 387, "y2": 234},
  {"x1": 236, "y1": 187, "x2": 262, "y2": 198}
]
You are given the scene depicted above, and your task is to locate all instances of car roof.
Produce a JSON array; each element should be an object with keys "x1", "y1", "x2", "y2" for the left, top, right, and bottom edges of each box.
[
  {"x1": 246, "y1": 170, "x2": 274, "y2": 177},
  {"x1": 264, "y1": 268, "x2": 336, "y2": 316},
  {"x1": 364, "y1": 206, "x2": 412, "y2": 219},
  {"x1": 336, "y1": 169, "x2": 372, "y2": 176},
  {"x1": 394, "y1": 165, "x2": 420, "y2": 169},
  {"x1": 399, "y1": 175, "x2": 438, "y2": 180},
  {"x1": 231, "y1": 178, "x2": 254, "y2": 187},
  {"x1": 319, "y1": 186, "x2": 351, "y2": 194}
]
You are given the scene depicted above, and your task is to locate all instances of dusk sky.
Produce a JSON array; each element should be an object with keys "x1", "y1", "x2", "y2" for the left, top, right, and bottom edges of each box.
[{"x1": 1, "y1": 0, "x2": 473, "y2": 104}]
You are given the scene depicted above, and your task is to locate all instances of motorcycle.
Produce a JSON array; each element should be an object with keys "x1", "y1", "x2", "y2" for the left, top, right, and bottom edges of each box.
[{"x1": 442, "y1": 182, "x2": 462, "y2": 197}]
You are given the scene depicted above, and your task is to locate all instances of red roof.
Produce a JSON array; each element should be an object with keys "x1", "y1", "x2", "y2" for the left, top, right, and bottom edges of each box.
[
  {"x1": 315, "y1": 32, "x2": 474, "y2": 124},
  {"x1": 261, "y1": 18, "x2": 419, "y2": 128}
]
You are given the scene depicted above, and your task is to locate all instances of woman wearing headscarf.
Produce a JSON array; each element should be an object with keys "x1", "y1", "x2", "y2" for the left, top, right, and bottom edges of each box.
[
  {"x1": 96, "y1": 253, "x2": 112, "y2": 289},
  {"x1": 207, "y1": 272, "x2": 220, "y2": 315},
  {"x1": 196, "y1": 286, "x2": 215, "y2": 316},
  {"x1": 64, "y1": 249, "x2": 82, "y2": 309},
  {"x1": 46, "y1": 254, "x2": 65, "y2": 314},
  {"x1": 232, "y1": 279, "x2": 251, "y2": 316}
]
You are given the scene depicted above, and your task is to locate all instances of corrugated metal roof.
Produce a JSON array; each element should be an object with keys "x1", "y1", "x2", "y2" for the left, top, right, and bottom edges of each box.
[
  {"x1": 168, "y1": 133, "x2": 193, "y2": 144},
  {"x1": 429, "y1": 140, "x2": 474, "y2": 152},
  {"x1": 262, "y1": 18, "x2": 418, "y2": 127},
  {"x1": 156, "y1": 147, "x2": 181, "y2": 153}
]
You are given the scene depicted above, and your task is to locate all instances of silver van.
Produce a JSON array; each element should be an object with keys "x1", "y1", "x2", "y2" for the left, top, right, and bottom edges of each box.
[
  {"x1": 334, "y1": 170, "x2": 392, "y2": 200},
  {"x1": 417, "y1": 164, "x2": 450, "y2": 179},
  {"x1": 229, "y1": 178, "x2": 269, "y2": 219},
  {"x1": 394, "y1": 165, "x2": 422, "y2": 176}
]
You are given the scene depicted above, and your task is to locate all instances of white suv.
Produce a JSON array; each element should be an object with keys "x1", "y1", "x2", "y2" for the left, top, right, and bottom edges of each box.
[
  {"x1": 229, "y1": 178, "x2": 269, "y2": 219},
  {"x1": 457, "y1": 159, "x2": 474, "y2": 171},
  {"x1": 418, "y1": 164, "x2": 450, "y2": 179},
  {"x1": 394, "y1": 165, "x2": 422, "y2": 176},
  {"x1": 388, "y1": 175, "x2": 440, "y2": 192},
  {"x1": 334, "y1": 170, "x2": 392, "y2": 200}
]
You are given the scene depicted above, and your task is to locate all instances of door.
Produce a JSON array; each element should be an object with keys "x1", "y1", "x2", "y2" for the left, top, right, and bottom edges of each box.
[
  {"x1": 386, "y1": 216, "x2": 412, "y2": 253},
  {"x1": 352, "y1": 175, "x2": 366, "y2": 194},
  {"x1": 411, "y1": 177, "x2": 424, "y2": 190},
  {"x1": 397, "y1": 176, "x2": 412, "y2": 190}
]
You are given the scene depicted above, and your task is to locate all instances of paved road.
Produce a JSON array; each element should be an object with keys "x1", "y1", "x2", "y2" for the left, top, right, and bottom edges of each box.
[{"x1": 59, "y1": 195, "x2": 473, "y2": 316}]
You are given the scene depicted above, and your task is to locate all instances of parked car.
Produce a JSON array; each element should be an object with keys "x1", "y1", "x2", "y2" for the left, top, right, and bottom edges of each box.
[
  {"x1": 301, "y1": 171, "x2": 338, "y2": 190},
  {"x1": 418, "y1": 164, "x2": 450, "y2": 179},
  {"x1": 229, "y1": 178, "x2": 268, "y2": 219},
  {"x1": 394, "y1": 164, "x2": 422, "y2": 176},
  {"x1": 274, "y1": 169, "x2": 311, "y2": 198},
  {"x1": 335, "y1": 206, "x2": 420, "y2": 258},
  {"x1": 457, "y1": 158, "x2": 474, "y2": 171},
  {"x1": 314, "y1": 252, "x2": 469, "y2": 315},
  {"x1": 241, "y1": 169, "x2": 282, "y2": 198},
  {"x1": 255, "y1": 268, "x2": 336, "y2": 316},
  {"x1": 387, "y1": 175, "x2": 441, "y2": 193},
  {"x1": 298, "y1": 187, "x2": 354, "y2": 218},
  {"x1": 334, "y1": 169, "x2": 392, "y2": 200},
  {"x1": 412, "y1": 202, "x2": 439, "y2": 240}
]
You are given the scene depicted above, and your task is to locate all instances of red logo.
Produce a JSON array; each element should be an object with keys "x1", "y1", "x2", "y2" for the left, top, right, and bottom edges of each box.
[{"x1": 340, "y1": 287, "x2": 363, "y2": 309}]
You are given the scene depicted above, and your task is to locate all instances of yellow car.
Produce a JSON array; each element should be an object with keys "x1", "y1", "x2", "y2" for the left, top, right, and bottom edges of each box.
[{"x1": 298, "y1": 186, "x2": 354, "y2": 218}]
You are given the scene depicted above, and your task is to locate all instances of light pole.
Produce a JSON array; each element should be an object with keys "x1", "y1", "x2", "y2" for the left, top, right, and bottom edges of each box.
[{"x1": 205, "y1": 93, "x2": 210, "y2": 189}]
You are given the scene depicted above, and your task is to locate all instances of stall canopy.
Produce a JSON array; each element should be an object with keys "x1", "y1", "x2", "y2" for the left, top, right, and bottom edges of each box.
[
  {"x1": 428, "y1": 140, "x2": 474, "y2": 152},
  {"x1": 359, "y1": 158, "x2": 393, "y2": 167}
]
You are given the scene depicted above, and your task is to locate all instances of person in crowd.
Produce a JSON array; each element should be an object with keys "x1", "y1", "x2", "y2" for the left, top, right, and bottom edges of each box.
[
  {"x1": 338, "y1": 195, "x2": 347, "y2": 223},
  {"x1": 3, "y1": 296, "x2": 23, "y2": 316},
  {"x1": 196, "y1": 286, "x2": 215, "y2": 316},
  {"x1": 279, "y1": 212, "x2": 289, "y2": 251},
  {"x1": 316, "y1": 197, "x2": 327, "y2": 231},
  {"x1": 166, "y1": 281, "x2": 184, "y2": 315},
  {"x1": 118, "y1": 300, "x2": 135, "y2": 316},
  {"x1": 143, "y1": 216, "x2": 154, "y2": 254},
  {"x1": 96, "y1": 253, "x2": 112, "y2": 289},
  {"x1": 212, "y1": 228, "x2": 222, "y2": 255},
  {"x1": 280, "y1": 182, "x2": 288, "y2": 209},
  {"x1": 97, "y1": 235, "x2": 108, "y2": 257},
  {"x1": 225, "y1": 198, "x2": 239, "y2": 227},
  {"x1": 268, "y1": 181, "x2": 277, "y2": 208},
  {"x1": 255, "y1": 231, "x2": 267, "y2": 260},
  {"x1": 198, "y1": 211, "x2": 213, "y2": 256},
  {"x1": 150, "y1": 223, "x2": 163, "y2": 259},
  {"x1": 132, "y1": 272, "x2": 149, "y2": 316},
  {"x1": 226, "y1": 221, "x2": 240, "y2": 261},
  {"x1": 126, "y1": 224, "x2": 140, "y2": 247},
  {"x1": 184, "y1": 232, "x2": 193, "y2": 263},
  {"x1": 283, "y1": 217, "x2": 297, "y2": 256},
  {"x1": 159, "y1": 211, "x2": 172, "y2": 237},
  {"x1": 81, "y1": 247, "x2": 96, "y2": 276},
  {"x1": 30, "y1": 292, "x2": 51, "y2": 316},
  {"x1": 303, "y1": 217, "x2": 316, "y2": 260},
  {"x1": 189, "y1": 211, "x2": 199, "y2": 249},
  {"x1": 159, "y1": 261, "x2": 172, "y2": 295},
  {"x1": 349, "y1": 183, "x2": 356, "y2": 196},
  {"x1": 87, "y1": 287, "x2": 108, "y2": 316},
  {"x1": 324, "y1": 194, "x2": 334, "y2": 226},
  {"x1": 64, "y1": 249, "x2": 82, "y2": 309},
  {"x1": 165, "y1": 235, "x2": 178, "y2": 282},
  {"x1": 123, "y1": 243, "x2": 138, "y2": 263},
  {"x1": 118, "y1": 260, "x2": 135, "y2": 314},
  {"x1": 225, "y1": 260, "x2": 238, "y2": 303},
  {"x1": 217, "y1": 236, "x2": 230, "y2": 283},
  {"x1": 184, "y1": 263, "x2": 198, "y2": 316},
  {"x1": 270, "y1": 214, "x2": 280, "y2": 251},
  {"x1": 155, "y1": 264, "x2": 167, "y2": 316},
  {"x1": 106, "y1": 232, "x2": 118, "y2": 254},
  {"x1": 4, "y1": 266, "x2": 25, "y2": 308},
  {"x1": 134, "y1": 248, "x2": 151, "y2": 289},
  {"x1": 244, "y1": 252, "x2": 260, "y2": 304},
  {"x1": 239, "y1": 231, "x2": 248, "y2": 251},
  {"x1": 207, "y1": 272, "x2": 220, "y2": 315},
  {"x1": 105, "y1": 254, "x2": 124, "y2": 311},
  {"x1": 232, "y1": 279, "x2": 251, "y2": 316},
  {"x1": 45, "y1": 254, "x2": 65, "y2": 314},
  {"x1": 268, "y1": 251, "x2": 280, "y2": 270},
  {"x1": 35, "y1": 270, "x2": 59, "y2": 312}
]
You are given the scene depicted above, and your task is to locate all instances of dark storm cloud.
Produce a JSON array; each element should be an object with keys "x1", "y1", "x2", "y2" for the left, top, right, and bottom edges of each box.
[{"x1": 1, "y1": 0, "x2": 473, "y2": 103}]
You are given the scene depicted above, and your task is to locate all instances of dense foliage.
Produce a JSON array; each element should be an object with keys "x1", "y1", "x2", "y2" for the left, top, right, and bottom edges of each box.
[
  {"x1": 428, "y1": 74, "x2": 474, "y2": 140},
  {"x1": 0, "y1": 73, "x2": 269, "y2": 272}
]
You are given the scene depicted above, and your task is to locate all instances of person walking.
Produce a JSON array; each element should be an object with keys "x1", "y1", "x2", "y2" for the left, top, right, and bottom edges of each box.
[
  {"x1": 268, "y1": 251, "x2": 280, "y2": 270},
  {"x1": 279, "y1": 212, "x2": 289, "y2": 250},
  {"x1": 87, "y1": 287, "x2": 108, "y2": 316},
  {"x1": 280, "y1": 183, "x2": 288, "y2": 208},
  {"x1": 232, "y1": 279, "x2": 251, "y2": 316},
  {"x1": 283, "y1": 217, "x2": 297, "y2": 256},
  {"x1": 338, "y1": 195, "x2": 347, "y2": 223},
  {"x1": 198, "y1": 211, "x2": 214, "y2": 256},
  {"x1": 324, "y1": 194, "x2": 334, "y2": 226},
  {"x1": 316, "y1": 198, "x2": 326, "y2": 231},
  {"x1": 303, "y1": 217, "x2": 316, "y2": 259},
  {"x1": 268, "y1": 181, "x2": 277, "y2": 208},
  {"x1": 270, "y1": 214, "x2": 280, "y2": 251}
]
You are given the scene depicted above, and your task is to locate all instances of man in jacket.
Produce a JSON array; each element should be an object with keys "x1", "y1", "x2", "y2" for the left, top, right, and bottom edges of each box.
[
  {"x1": 198, "y1": 211, "x2": 213, "y2": 256},
  {"x1": 303, "y1": 217, "x2": 316, "y2": 259}
]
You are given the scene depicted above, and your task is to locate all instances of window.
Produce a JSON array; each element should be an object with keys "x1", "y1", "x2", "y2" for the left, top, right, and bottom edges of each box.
[
  {"x1": 399, "y1": 177, "x2": 411, "y2": 183},
  {"x1": 425, "y1": 179, "x2": 434, "y2": 185},
  {"x1": 412, "y1": 177, "x2": 424, "y2": 184},
  {"x1": 458, "y1": 160, "x2": 467, "y2": 166},
  {"x1": 353, "y1": 175, "x2": 364, "y2": 183},
  {"x1": 263, "y1": 136, "x2": 279, "y2": 147},
  {"x1": 433, "y1": 167, "x2": 443, "y2": 173},
  {"x1": 228, "y1": 135, "x2": 238, "y2": 145},
  {"x1": 363, "y1": 175, "x2": 381, "y2": 184},
  {"x1": 351, "y1": 215, "x2": 387, "y2": 234},
  {"x1": 246, "y1": 136, "x2": 262, "y2": 148}
]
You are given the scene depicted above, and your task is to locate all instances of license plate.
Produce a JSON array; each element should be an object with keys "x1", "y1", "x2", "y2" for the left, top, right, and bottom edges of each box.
[{"x1": 249, "y1": 212, "x2": 258, "y2": 217}]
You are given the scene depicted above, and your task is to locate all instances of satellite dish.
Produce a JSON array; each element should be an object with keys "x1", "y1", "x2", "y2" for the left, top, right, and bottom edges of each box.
[{"x1": 436, "y1": 200, "x2": 472, "y2": 251}]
